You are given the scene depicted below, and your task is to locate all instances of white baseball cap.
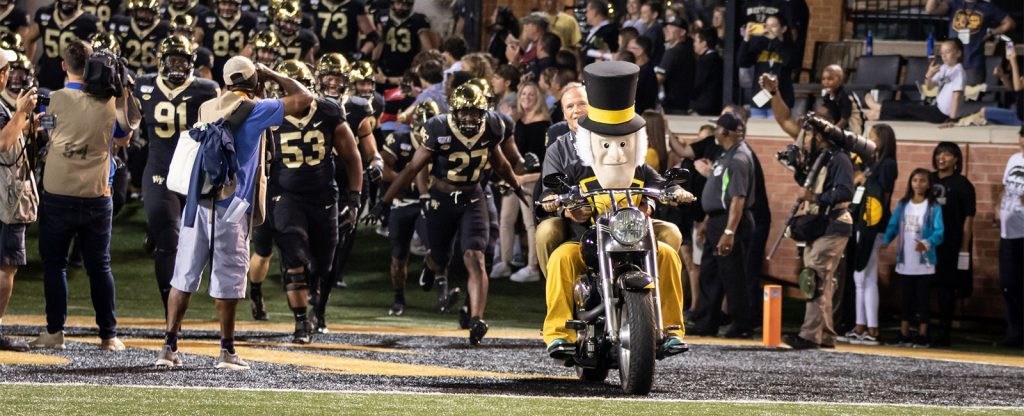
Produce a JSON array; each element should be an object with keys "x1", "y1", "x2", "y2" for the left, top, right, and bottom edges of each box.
[
  {"x1": 223, "y1": 56, "x2": 256, "y2": 86},
  {"x1": 0, "y1": 48, "x2": 16, "y2": 69}
]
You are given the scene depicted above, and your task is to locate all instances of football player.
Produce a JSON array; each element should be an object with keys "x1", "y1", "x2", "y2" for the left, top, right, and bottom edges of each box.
[
  {"x1": 80, "y1": 0, "x2": 120, "y2": 26},
  {"x1": 306, "y1": 0, "x2": 377, "y2": 58},
  {"x1": 24, "y1": 0, "x2": 103, "y2": 91},
  {"x1": 373, "y1": 84, "x2": 526, "y2": 345},
  {"x1": 317, "y1": 54, "x2": 381, "y2": 294},
  {"x1": 0, "y1": 0, "x2": 33, "y2": 45},
  {"x1": 135, "y1": 35, "x2": 220, "y2": 311},
  {"x1": 1, "y1": 52, "x2": 33, "y2": 110},
  {"x1": 169, "y1": 14, "x2": 213, "y2": 80},
  {"x1": 248, "y1": 29, "x2": 282, "y2": 68},
  {"x1": 373, "y1": 0, "x2": 434, "y2": 87},
  {"x1": 162, "y1": 0, "x2": 209, "y2": 21},
  {"x1": 109, "y1": 0, "x2": 169, "y2": 75},
  {"x1": 198, "y1": 0, "x2": 258, "y2": 86},
  {"x1": 270, "y1": 60, "x2": 361, "y2": 341},
  {"x1": 270, "y1": 0, "x2": 318, "y2": 64},
  {"x1": 380, "y1": 100, "x2": 437, "y2": 316}
]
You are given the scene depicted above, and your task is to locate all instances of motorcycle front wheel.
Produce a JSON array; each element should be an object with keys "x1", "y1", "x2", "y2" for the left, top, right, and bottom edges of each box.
[{"x1": 617, "y1": 290, "x2": 657, "y2": 395}]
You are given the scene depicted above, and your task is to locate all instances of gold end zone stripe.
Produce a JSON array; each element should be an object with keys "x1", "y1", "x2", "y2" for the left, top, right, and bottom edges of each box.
[{"x1": 587, "y1": 105, "x2": 635, "y2": 125}]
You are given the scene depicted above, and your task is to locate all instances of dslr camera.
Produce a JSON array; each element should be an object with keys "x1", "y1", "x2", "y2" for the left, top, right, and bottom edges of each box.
[{"x1": 776, "y1": 113, "x2": 876, "y2": 184}]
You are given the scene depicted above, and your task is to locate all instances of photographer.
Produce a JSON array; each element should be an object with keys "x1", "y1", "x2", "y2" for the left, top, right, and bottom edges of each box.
[
  {"x1": 779, "y1": 113, "x2": 856, "y2": 350},
  {"x1": 29, "y1": 40, "x2": 132, "y2": 351},
  {"x1": 0, "y1": 48, "x2": 36, "y2": 352}
]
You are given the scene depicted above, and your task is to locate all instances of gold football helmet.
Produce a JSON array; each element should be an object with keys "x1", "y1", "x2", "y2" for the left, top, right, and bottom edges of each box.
[
  {"x1": 276, "y1": 59, "x2": 315, "y2": 90},
  {"x1": 158, "y1": 35, "x2": 197, "y2": 85},
  {"x1": 90, "y1": 32, "x2": 121, "y2": 56},
  {"x1": 316, "y1": 53, "x2": 350, "y2": 97}
]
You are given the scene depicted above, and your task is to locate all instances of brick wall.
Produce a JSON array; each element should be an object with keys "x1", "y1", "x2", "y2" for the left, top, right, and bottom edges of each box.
[
  {"x1": 746, "y1": 136, "x2": 1016, "y2": 319},
  {"x1": 801, "y1": 0, "x2": 845, "y2": 81}
]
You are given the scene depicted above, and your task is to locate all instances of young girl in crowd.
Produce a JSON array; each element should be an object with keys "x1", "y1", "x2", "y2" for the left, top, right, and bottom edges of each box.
[
  {"x1": 882, "y1": 169, "x2": 945, "y2": 348},
  {"x1": 864, "y1": 39, "x2": 964, "y2": 124}
]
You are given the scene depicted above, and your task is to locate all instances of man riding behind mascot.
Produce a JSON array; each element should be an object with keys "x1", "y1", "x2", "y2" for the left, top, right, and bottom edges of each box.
[{"x1": 541, "y1": 61, "x2": 694, "y2": 359}]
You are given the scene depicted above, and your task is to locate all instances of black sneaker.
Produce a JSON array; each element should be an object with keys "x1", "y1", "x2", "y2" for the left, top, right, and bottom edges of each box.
[
  {"x1": 913, "y1": 335, "x2": 930, "y2": 348},
  {"x1": 251, "y1": 294, "x2": 269, "y2": 321},
  {"x1": 723, "y1": 329, "x2": 753, "y2": 339},
  {"x1": 419, "y1": 267, "x2": 435, "y2": 291},
  {"x1": 389, "y1": 302, "x2": 405, "y2": 316},
  {"x1": 782, "y1": 334, "x2": 819, "y2": 350},
  {"x1": 312, "y1": 309, "x2": 328, "y2": 334},
  {"x1": 292, "y1": 320, "x2": 313, "y2": 344},
  {"x1": 458, "y1": 305, "x2": 471, "y2": 329},
  {"x1": 0, "y1": 335, "x2": 29, "y2": 352},
  {"x1": 436, "y1": 279, "x2": 460, "y2": 313},
  {"x1": 895, "y1": 334, "x2": 914, "y2": 347},
  {"x1": 469, "y1": 317, "x2": 488, "y2": 345}
]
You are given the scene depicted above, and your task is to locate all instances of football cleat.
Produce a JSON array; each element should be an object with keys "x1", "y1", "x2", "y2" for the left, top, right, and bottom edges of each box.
[{"x1": 468, "y1": 317, "x2": 488, "y2": 345}]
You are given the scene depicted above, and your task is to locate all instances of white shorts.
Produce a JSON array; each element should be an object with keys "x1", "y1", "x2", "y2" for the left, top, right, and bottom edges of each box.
[{"x1": 170, "y1": 200, "x2": 250, "y2": 299}]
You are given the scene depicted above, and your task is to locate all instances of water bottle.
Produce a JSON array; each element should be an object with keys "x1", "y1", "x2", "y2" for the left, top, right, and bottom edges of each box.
[
  {"x1": 927, "y1": 33, "x2": 934, "y2": 59},
  {"x1": 866, "y1": 31, "x2": 873, "y2": 56}
]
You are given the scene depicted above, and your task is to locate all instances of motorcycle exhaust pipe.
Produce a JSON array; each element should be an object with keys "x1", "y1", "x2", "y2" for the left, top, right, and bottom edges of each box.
[{"x1": 577, "y1": 302, "x2": 605, "y2": 322}]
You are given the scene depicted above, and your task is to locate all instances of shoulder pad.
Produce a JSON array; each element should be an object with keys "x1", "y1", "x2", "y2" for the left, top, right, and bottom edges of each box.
[{"x1": 317, "y1": 97, "x2": 343, "y2": 118}]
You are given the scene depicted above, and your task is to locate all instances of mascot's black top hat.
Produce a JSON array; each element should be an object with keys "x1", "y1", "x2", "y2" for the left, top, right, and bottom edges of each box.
[{"x1": 578, "y1": 61, "x2": 646, "y2": 136}]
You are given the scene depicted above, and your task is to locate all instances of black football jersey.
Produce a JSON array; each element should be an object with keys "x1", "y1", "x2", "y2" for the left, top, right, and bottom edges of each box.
[
  {"x1": 199, "y1": 10, "x2": 259, "y2": 85},
  {"x1": 81, "y1": 0, "x2": 121, "y2": 25},
  {"x1": 271, "y1": 98, "x2": 343, "y2": 196},
  {"x1": 423, "y1": 113, "x2": 504, "y2": 187},
  {"x1": 378, "y1": 12, "x2": 429, "y2": 77},
  {"x1": 162, "y1": 2, "x2": 209, "y2": 21},
  {"x1": 383, "y1": 130, "x2": 421, "y2": 200},
  {"x1": 33, "y1": 6, "x2": 102, "y2": 90},
  {"x1": 0, "y1": 5, "x2": 30, "y2": 37},
  {"x1": 341, "y1": 94, "x2": 373, "y2": 135},
  {"x1": 306, "y1": 0, "x2": 366, "y2": 55},
  {"x1": 277, "y1": 28, "x2": 318, "y2": 62},
  {"x1": 109, "y1": 16, "x2": 170, "y2": 75},
  {"x1": 195, "y1": 46, "x2": 214, "y2": 70},
  {"x1": 135, "y1": 74, "x2": 220, "y2": 175}
]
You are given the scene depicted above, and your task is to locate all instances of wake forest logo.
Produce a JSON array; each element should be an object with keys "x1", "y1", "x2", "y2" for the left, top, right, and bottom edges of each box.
[{"x1": 952, "y1": 9, "x2": 985, "y2": 34}]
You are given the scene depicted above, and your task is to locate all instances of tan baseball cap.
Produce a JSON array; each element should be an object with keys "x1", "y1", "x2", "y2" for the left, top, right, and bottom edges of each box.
[
  {"x1": 223, "y1": 56, "x2": 256, "y2": 86},
  {"x1": 0, "y1": 48, "x2": 15, "y2": 69}
]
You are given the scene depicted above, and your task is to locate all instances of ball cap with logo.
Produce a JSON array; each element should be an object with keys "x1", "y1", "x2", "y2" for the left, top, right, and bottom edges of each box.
[
  {"x1": 710, "y1": 112, "x2": 746, "y2": 133},
  {"x1": 0, "y1": 48, "x2": 16, "y2": 69},
  {"x1": 578, "y1": 61, "x2": 646, "y2": 136}
]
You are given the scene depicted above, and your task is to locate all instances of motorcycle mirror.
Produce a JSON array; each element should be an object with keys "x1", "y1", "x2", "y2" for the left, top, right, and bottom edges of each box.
[
  {"x1": 543, "y1": 173, "x2": 572, "y2": 194},
  {"x1": 664, "y1": 168, "x2": 691, "y2": 185}
]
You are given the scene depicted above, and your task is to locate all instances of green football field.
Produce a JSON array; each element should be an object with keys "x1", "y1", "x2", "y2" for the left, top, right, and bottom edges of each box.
[{"x1": 2, "y1": 384, "x2": 1021, "y2": 416}]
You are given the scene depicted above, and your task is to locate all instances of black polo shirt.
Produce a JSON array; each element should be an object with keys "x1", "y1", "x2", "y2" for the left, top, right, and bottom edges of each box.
[{"x1": 701, "y1": 141, "x2": 755, "y2": 215}]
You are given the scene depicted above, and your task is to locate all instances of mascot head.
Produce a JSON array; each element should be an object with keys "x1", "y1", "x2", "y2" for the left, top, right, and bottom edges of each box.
[{"x1": 575, "y1": 61, "x2": 647, "y2": 189}]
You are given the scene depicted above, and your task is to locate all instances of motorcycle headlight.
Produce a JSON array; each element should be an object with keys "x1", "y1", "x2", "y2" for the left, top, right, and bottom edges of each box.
[{"x1": 609, "y1": 208, "x2": 648, "y2": 246}]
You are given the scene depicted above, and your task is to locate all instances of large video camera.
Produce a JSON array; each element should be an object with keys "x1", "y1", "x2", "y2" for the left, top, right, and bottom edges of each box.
[{"x1": 776, "y1": 113, "x2": 875, "y2": 184}]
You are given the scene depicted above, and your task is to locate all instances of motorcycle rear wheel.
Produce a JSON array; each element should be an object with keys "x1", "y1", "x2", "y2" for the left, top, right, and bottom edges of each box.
[{"x1": 617, "y1": 290, "x2": 657, "y2": 395}]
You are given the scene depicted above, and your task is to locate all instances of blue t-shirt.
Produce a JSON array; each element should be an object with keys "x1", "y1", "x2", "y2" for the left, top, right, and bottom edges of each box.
[
  {"x1": 222, "y1": 99, "x2": 284, "y2": 211},
  {"x1": 946, "y1": 0, "x2": 1008, "y2": 70}
]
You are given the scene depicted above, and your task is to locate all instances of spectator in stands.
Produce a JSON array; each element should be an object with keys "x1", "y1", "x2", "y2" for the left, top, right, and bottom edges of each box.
[
  {"x1": 440, "y1": 36, "x2": 468, "y2": 79},
  {"x1": 691, "y1": 27, "x2": 723, "y2": 116},
  {"x1": 820, "y1": 65, "x2": 858, "y2": 133},
  {"x1": 845, "y1": 124, "x2": 898, "y2": 346},
  {"x1": 657, "y1": 17, "x2": 695, "y2": 114},
  {"x1": 640, "y1": 1, "x2": 666, "y2": 64},
  {"x1": 882, "y1": 169, "x2": 945, "y2": 348},
  {"x1": 508, "y1": 13, "x2": 548, "y2": 70},
  {"x1": 739, "y1": 15, "x2": 796, "y2": 119},
  {"x1": 616, "y1": 27, "x2": 641, "y2": 62},
  {"x1": 622, "y1": 0, "x2": 645, "y2": 32},
  {"x1": 948, "y1": 47, "x2": 1022, "y2": 127},
  {"x1": 582, "y1": 0, "x2": 619, "y2": 65},
  {"x1": 488, "y1": 6, "x2": 520, "y2": 66},
  {"x1": 541, "y1": 0, "x2": 582, "y2": 53},
  {"x1": 711, "y1": 6, "x2": 726, "y2": 44},
  {"x1": 627, "y1": 36, "x2": 659, "y2": 114},
  {"x1": 411, "y1": 59, "x2": 448, "y2": 113},
  {"x1": 491, "y1": 64, "x2": 521, "y2": 116},
  {"x1": 0, "y1": 48, "x2": 36, "y2": 352},
  {"x1": 864, "y1": 39, "x2": 963, "y2": 124},
  {"x1": 461, "y1": 53, "x2": 496, "y2": 81},
  {"x1": 528, "y1": 32, "x2": 561, "y2": 82},
  {"x1": 641, "y1": 110, "x2": 669, "y2": 172},
  {"x1": 555, "y1": 49, "x2": 578, "y2": 73},
  {"x1": 618, "y1": 50, "x2": 636, "y2": 64},
  {"x1": 493, "y1": 82, "x2": 549, "y2": 283},
  {"x1": 930, "y1": 142, "x2": 976, "y2": 347},
  {"x1": 997, "y1": 128, "x2": 1024, "y2": 348},
  {"x1": 925, "y1": 0, "x2": 1016, "y2": 86},
  {"x1": 667, "y1": 124, "x2": 717, "y2": 316},
  {"x1": 547, "y1": 69, "x2": 575, "y2": 124}
]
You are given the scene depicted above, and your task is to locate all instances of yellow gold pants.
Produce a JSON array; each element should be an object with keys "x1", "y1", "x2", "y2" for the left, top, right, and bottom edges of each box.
[{"x1": 543, "y1": 241, "x2": 685, "y2": 345}]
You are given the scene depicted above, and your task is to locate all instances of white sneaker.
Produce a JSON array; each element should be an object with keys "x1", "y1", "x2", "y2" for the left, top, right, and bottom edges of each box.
[
  {"x1": 154, "y1": 345, "x2": 183, "y2": 367},
  {"x1": 215, "y1": 349, "x2": 250, "y2": 370},
  {"x1": 99, "y1": 337, "x2": 126, "y2": 351},
  {"x1": 839, "y1": 329, "x2": 860, "y2": 344},
  {"x1": 858, "y1": 333, "x2": 880, "y2": 346},
  {"x1": 490, "y1": 262, "x2": 512, "y2": 279},
  {"x1": 27, "y1": 331, "x2": 65, "y2": 350},
  {"x1": 510, "y1": 267, "x2": 541, "y2": 283}
]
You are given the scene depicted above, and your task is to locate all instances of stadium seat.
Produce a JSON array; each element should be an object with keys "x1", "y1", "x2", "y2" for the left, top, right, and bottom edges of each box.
[
  {"x1": 849, "y1": 55, "x2": 902, "y2": 104},
  {"x1": 900, "y1": 56, "x2": 931, "y2": 102}
]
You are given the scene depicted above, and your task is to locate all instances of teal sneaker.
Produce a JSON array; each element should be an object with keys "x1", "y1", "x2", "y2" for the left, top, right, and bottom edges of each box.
[
  {"x1": 659, "y1": 335, "x2": 689, "y2": 359},
  {"x1": 546, "y1": 338, "x2": 574, "y2": 359}
]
